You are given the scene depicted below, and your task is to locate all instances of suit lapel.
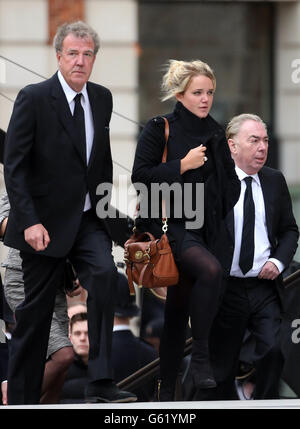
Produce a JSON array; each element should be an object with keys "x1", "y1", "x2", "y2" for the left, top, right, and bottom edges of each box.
[
  {"x1": 87, "y1": 83, "x2": 105, "y2": 169},
  {"x1": 50, "y1": 73, "x2": 86, "y2": 164},
  {"x1": 258, "y1": 168, "x2": 274, "y2": 243},
  {"x1": 87, "y1": 82, "x2": 105, "y2": 168}
]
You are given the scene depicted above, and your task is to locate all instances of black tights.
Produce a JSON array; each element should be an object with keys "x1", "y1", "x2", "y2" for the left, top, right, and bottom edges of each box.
[
  {"x1": 181, "y1": 245, "x2": 222, "y2": 339},
  {"x1": 159, "y1": 244, "x2": 222, "y2": 385}
]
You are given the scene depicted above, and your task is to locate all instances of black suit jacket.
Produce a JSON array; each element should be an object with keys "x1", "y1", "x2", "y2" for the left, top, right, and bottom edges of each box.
[
  {"x1": 60, "y1": 354, "x2": 88, "y2": 403},
  {"x1": 4, "y1": 72, "x2": 113, "y2": 257},
  {"x1": 112, "y1": 329, "x2": 158, "y2": 401},
  {"x1": 216, "y1": 166, "x2": 299, "y2": 290}
]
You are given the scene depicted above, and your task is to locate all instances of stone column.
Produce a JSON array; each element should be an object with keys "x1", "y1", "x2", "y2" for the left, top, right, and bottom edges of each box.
[{"x1": 275, "y1": 2, "x2": 300, "y2": 260}]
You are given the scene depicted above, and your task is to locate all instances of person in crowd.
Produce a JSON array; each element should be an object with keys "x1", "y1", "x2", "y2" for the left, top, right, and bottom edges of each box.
[
  {"x1": 3, "y1": 20, "x2": 136, "y2": 404},
  {"x1": 61, "y1": 273, "x2": 158, "y2": 403},
  {"x1": 192, "y1": 113, "x2": 299, "y2": 400},
  {"x1": 67, "y1": 302, "x2": 88, "y2": 320},
  {"x1": 0, "y1": 277, "x2": 14, "y2": 406},
  {"x1": 139, "y1": 288, "x2": 165, "y2": 341},
  {"x1": 0, "y1": 191, "x2": 76, "y2": 404},
  {"x1": 111, "y1": 273, "x2": 158, "y2": 401},
  {"x1": 131, "y1": 59, "x2": 240, "y2": 400},
  {"x1": 60, "y1": 312, "x2": 89, "y2": 404},
  {"x1": 141, "y1": 317, "x2": 164, "y2": 355}
]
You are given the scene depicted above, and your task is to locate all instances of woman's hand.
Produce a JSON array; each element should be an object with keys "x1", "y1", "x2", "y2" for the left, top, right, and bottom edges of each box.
[{"x1": 180, "y1": 144, "x2": 207, "y2": 174}]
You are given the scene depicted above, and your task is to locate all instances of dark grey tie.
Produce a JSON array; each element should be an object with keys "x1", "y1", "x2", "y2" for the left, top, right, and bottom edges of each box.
[
  {"x1": 239, "y1": 176, "x2": 255, "y2": 275},
  {"x1": 73, "y1": 93, "x2": 86, "y2": 162}
]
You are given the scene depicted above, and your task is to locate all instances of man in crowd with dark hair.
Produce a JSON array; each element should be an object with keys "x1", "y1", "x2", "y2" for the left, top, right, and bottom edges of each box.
[{"x1": 60, "y1": 312, "x2": 89, "y2": 403}]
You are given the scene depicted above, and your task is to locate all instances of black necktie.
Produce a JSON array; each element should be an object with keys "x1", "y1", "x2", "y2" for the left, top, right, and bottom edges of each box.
[
  {"x1": 73, "y1": 93, "x2": 86, "y2": 162},
  {"x1": 239, "y1": 176, "x2": 255, "y2": 275}
]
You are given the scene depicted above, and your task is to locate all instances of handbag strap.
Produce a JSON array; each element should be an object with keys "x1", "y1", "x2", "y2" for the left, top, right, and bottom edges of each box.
[
  {"x1": 161, "y1": 116, "x2": 169, "y2": 163},
  {"x1": 134, "y1": 116, "x2": 170, "y2": 230},
  {"x1": 161, "y1": 117, "x2": 169, "y2": 228}
]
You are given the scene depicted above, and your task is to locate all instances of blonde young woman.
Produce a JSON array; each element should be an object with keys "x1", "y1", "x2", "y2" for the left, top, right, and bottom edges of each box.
[{"x1": 132, "y1": 60, "x2": 240, "y2": 400}]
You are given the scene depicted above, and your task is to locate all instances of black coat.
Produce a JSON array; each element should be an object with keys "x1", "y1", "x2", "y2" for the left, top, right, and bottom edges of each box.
[
  {"x1": 4, "y1": 72, "x2": 114, "y2": 257},
  {"x1": 131, "y1": 102, "x2": 240, "y2": 258},
  {"x1": 112, "y1": 329, "x2": 158, "y2": 401},
  {"x1": 60, "y1": 354, "x2": 88, "y2": 404}
]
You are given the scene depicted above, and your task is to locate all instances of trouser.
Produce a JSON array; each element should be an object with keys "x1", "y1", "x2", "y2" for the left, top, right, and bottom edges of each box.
[
  {"x1": 192, "y1": 277, "x2": 284, "y2": 400},
  {"x1": 7, "y1": 211, "x2": 118, "y2": 404}
]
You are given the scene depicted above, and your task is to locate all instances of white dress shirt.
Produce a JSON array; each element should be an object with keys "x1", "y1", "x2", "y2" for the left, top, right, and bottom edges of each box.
[
  {"x1": 113, "y1": 324, "x2": 130, "y2": 332},
  {"x1": 58, "y1": 71, "x2": 94, "y2": 211},
  {"x1": 230, "y1": 166, "x2": 284, "y2": 277}
]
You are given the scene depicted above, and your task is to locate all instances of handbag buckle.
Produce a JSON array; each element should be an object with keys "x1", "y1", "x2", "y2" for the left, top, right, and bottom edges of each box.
[
  {"x1": 162, "y1": 218, "x2": 168, "y2": 233},
  {"x1": 135, "y1": 250, "x2": 143, "y2": 260}
]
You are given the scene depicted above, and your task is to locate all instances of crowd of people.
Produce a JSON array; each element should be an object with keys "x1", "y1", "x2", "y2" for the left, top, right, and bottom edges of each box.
[{"x1": 0, "y1": 19, "x2": 298, "y2": 405}]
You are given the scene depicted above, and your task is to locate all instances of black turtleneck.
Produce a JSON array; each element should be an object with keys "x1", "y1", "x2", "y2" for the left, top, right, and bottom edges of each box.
[
  {"x1": 174, "y1": 101, "x2": 215, "y2": 145},
  {"x1": 173, "y1": 101, "x2": 215, "y2": 182}
]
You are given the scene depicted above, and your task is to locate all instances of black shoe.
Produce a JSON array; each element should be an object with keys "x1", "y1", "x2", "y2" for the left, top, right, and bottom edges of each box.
[
  {"x1": 190, "y1": 339, "x2": 217, "y2": 389},
  {"x1": 85, "y1": 380, "x2": 137, "y2": 403},
  {"x1": 157, "y1": 379, "x2": 175, "y2": 402},
  {"x1": 192, "y1": 370, "x2": 217, "y2": 389},
  {"x1": 190, "y1": 358, "x2": 217, "y2": 389}
]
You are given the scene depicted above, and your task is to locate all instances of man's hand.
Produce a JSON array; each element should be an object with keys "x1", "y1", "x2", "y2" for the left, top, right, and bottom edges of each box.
[
  {"x1": 258, "y1": 261, "x2": 280, "y2": 281},
  {"x1": 24, "y1": 223, "x2": 50, "y2": 251}
]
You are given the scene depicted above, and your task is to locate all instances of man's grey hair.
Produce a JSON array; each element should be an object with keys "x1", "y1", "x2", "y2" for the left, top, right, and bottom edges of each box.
[
  {"x1": 226, "y1": 113, "x2": 267, "y2": 140},
  {"x1": 53, "y1": 21, "x2": 100, "y2": 54}
]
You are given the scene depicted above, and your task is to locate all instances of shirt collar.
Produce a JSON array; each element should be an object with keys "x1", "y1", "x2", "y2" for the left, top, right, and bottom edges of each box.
[
  {"x1": 113, "y1": 325, "x2": 131, "y2": 332},
  {"x1": 57, "y1": 70, "x2": 88, "y2": 104},
  {"x1": 235, "y1": 165, "x2": 260, "y2": 187}
]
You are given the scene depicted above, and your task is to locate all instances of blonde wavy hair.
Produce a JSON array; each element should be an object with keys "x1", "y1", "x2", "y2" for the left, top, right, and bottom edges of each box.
[{"x1": 161, "y1": 59, "x2": 216, "y2": 102}]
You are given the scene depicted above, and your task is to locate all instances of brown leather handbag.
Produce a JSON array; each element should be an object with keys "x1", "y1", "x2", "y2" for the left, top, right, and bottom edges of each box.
[{"x1": 124, "y1": 117, "x2": 179, "y2": 295}]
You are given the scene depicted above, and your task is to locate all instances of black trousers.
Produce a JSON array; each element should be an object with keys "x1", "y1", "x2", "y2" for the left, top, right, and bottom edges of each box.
[
  {"x1": 192, "y1": 277, "x2": 284, "y2": 400},
  {"x1": 7, "y1": 210, "x2": 118, "y2": 405}
]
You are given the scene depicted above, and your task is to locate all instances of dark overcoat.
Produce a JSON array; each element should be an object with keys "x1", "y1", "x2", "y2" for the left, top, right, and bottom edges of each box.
[{"x1": 131, "y1": 102, "x2": 241, "y2": 259}]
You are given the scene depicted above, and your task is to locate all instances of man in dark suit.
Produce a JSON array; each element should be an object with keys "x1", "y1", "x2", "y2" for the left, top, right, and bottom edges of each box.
[
  {"x1": 60, "y1": 312, "x2": 89, "y2": 404},
  {"x1": 3, "y1": 21, "x2": 136, "y2": 404},
  {"x1": 60, "y1": 274, "x2": 158, "y2": 403},
  {"x1": 111, "y1": 273, "x2": 158, "y2": 401},
  {"x1": 190, "y1": 113, "x2": 299, "y2": 401}
]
